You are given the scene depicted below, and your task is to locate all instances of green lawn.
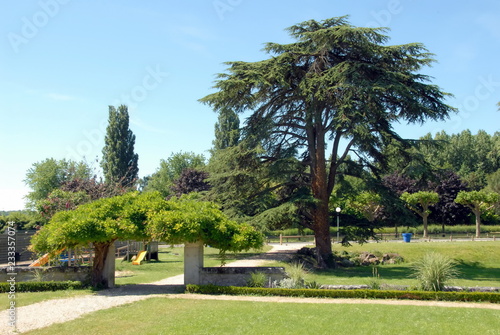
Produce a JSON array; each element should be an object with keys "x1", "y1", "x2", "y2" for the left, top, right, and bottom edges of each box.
[
  {"x1": 23, "y1": 297, "x2": 500, "y2": 335},
  {"x1": 271, "y1": 241, "x2": 500, "y2": 288}
]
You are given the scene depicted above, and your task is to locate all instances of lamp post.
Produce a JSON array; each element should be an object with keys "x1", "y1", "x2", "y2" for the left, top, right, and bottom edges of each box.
[{"x1": 336, "y1": 207, "x2": 341, "y2": 243}]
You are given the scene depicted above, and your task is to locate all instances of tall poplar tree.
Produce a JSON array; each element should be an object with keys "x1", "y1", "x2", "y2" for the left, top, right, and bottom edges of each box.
[
  {"x1": 213, "y1": 108, "x2": 240, "y2": 151},
  {"x1": 201, "y1": 17, "x2": 455, "y2": 266},
  {"x1": 101, "y1": 105, "x2": 139, "y2": 188}
]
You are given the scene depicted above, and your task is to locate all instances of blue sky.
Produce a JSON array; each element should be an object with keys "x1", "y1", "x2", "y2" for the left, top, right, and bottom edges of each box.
[{"x1": 1, "y1": 0, "x2": 499, "y2": 211}]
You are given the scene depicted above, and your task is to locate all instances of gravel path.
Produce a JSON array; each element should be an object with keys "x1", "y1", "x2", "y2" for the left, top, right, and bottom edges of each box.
[{"x1": 1, "y1": 242, "x2": 498, "y2": 334}]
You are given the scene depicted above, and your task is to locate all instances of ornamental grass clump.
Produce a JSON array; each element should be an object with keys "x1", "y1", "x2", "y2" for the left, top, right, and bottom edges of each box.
[
  {"x1": 411, "y1": 252, "x2": 459, "y2": 291},
  {"x1": 247, "y1": 272, "x2": 267, "y2": 288},
  {"x1": 276, "y1": 262, "x2": 307, "y2": 289}
]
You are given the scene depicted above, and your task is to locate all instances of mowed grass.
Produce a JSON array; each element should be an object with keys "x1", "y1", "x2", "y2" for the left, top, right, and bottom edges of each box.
[
  {"x1": 23, "y1": 297, "x2": 500, "y2": 335},
  {"x1": 115, "y1": 245, "x2": 270, "y2": 285},
  {"x1": 272, "y1": 241, "x2": 500, "y2": 288},
  {"x1": 0, "y1": 246, "x2": 269, "y2": 310}
]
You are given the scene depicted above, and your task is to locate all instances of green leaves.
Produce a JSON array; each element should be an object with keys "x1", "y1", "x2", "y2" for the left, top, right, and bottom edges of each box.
[
  {"x1": 144, "y1": 151, "x2": 206, "y2": 198},
  {"x1": 400, "y1": 191, "x2": 440, "y2": 237},
  {"x1": 454, "y1": 190, "x2": 499, "y2": 237},
  {"x1": 401, "y1": 191, "x2": 440, "y2": 208},
  {"x1": 30, "y1": 191, "x2": 263, "y2": 255},
  {"x1": 411, "y1": 252, "x2": 459, "y2": 291},
  {"x1": 146, "y1": 197, "x2": 263, "y2": 252},
  {"x1": 455, "y1": 190, "x2": 499, "y2": 211},
  {"x1": 24, "y1": 158, "x2": 92, "y2": 209}
]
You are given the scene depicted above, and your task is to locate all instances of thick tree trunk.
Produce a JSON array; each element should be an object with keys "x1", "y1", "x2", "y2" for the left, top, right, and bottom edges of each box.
[
  {"x1": 309, "y1": 128, "x2": 333, "y2": 267},
  {"x1": 92, "y1": 241, "x2": 113, "y2": 288},
  {"x1": 312, "y1": 202, "x2": 332, "y2": 267}
]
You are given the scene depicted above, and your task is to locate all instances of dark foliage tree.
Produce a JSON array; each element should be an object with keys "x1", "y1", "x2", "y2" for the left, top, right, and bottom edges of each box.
[
  {"x1": 382, "y1": 172, "x2": 421, "y2": 196},
  {"x1": 171, "y1": 168, "x2": 211, "y2": 197},
  {"x1": 429, "y1": 170, "x2": 470, "y2": 229},
  {"x1": 383, "y1": 170, "x2": 470, "y2": 230},
  {"x1": 61, "y1": 177, "x2": 127, "y2": 200},
  {"x1": 201, "y1": 17, "x2": 454, "y2": 265},
  {"x1": 101, "y1": 105, "x2": 139, "y2": 188}
]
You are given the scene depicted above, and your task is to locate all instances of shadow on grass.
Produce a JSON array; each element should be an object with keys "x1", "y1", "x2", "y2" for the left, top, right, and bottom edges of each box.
[{"x1": 454, "y1": 263, "x2": 500, "y2": 283}]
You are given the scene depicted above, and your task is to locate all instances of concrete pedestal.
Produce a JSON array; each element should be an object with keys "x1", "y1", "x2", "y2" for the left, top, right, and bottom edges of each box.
[{"x1": 184, "y1": 241, "x2": 204, "y2": 285}]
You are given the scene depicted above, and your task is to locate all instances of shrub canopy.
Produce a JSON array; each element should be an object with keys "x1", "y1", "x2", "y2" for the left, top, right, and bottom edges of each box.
[{"x1": 31, "y1": 191, "x2": 263, "y2": 255}]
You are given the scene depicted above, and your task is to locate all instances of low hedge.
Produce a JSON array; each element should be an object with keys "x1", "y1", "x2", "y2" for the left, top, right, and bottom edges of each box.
[
  {"x1": 0, "y1": 281, "x2": 84, "y2": 293},
  {"x1": 185, "y1": 284, "x2": 500, "y2": 304}
]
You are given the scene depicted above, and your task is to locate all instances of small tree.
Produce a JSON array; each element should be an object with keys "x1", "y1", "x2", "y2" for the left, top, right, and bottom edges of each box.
[
  {"x1": 146, "y1": 195, "x2": 263, "y2": 255},
  {"x1": 400, "y1": 191, "x2": 439, "y2": 238},
  {"x1": 455, "y1": 190, "x2": 500, "y2": 237}
]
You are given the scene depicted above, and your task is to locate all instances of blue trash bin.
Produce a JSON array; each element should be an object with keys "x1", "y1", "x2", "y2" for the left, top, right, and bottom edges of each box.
[{"x1": 402, "y1": 233, "x2": 412, "y2": 243}]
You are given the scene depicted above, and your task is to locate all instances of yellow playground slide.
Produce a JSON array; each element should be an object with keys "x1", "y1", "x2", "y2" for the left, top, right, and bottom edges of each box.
[
  {"x1": 132, "y1": 250, "x2": 148, "y2": 265},
  {"x1": 29, "y1": 249, "x2": 65, "y2": 267}
]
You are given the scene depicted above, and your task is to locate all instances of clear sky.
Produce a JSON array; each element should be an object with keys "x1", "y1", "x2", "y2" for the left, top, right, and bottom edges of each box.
[{"x1": 1, "y1": 0, "x2": 499, "y2": 211}]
